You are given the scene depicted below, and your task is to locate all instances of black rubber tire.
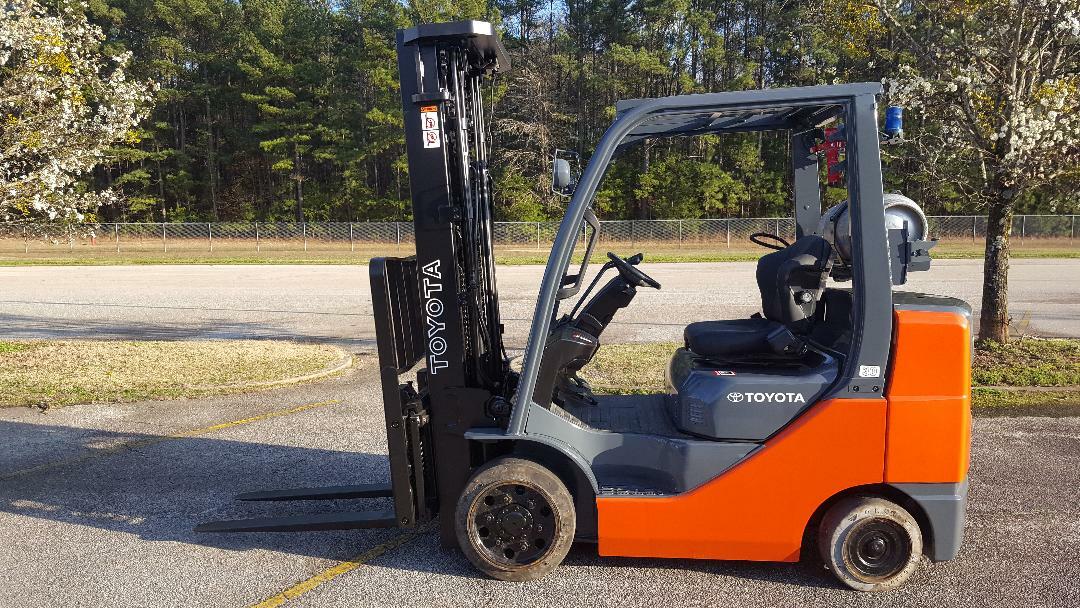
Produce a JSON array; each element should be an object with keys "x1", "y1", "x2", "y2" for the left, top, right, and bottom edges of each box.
[
  {"x1": 818, "y1": 496, "x2": 923, "y2": 592},
  {"x1": 455, "y1": 457, "x2": 576, "y2": 582}
]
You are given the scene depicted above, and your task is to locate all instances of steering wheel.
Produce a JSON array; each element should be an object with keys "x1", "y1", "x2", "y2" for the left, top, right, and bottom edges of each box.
[
  {"x1": 749, "y1": 232, "x2": 791, "y2": 251},
  {"x1": 607, "y1": 252, "x2": 661, "y2": 289}
]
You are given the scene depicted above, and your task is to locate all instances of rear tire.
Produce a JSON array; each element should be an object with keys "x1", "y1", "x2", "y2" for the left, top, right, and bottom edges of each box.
[
  {"x1": 455, "y1": 457, "x2": 576, "y2": 582},
  {"x1": 818, "y1": 496, "x2": 923, "y2": 592}
]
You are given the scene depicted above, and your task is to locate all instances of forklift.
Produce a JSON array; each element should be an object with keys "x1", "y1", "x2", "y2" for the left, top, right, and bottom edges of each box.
[{"x1": 198, "y1": 21, "x2": 972, "y2": 592}]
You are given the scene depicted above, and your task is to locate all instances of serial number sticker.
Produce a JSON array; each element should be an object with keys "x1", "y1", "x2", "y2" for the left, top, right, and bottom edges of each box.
[
  {"x1": 422, "y1": 129, "x2": 441, "y2": 148},
  {"x1": 859, "y1": 365, "x2": 881, "y2": 378}
]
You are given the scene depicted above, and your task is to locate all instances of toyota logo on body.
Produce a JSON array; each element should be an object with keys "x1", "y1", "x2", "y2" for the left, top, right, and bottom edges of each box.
[{"x1": 727, "y1": 391, "x2": 806, "y2": 404}]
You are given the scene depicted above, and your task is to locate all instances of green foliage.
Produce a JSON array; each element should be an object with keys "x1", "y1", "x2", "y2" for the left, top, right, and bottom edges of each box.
[
  {"x1": 494, "y1": 169, "x2": 549, "y2": 221},
  {"x1": 73, "y1": 0, "x2": 1073, "y2": 223}
]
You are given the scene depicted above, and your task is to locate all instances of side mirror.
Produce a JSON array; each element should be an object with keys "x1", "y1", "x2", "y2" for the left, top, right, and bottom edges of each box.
[
  {"x1": 552, "y1": 159, "x2": 571, "y2": 193},
  {"x1": 551, "y1": 149, "x2": 579, "y2": 196}
]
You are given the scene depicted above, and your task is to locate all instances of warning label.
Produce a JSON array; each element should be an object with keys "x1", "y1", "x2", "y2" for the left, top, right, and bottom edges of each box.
[
  {"x1": 423, "y1": 129, "x2": 441, "y2": 148},
  {"x1": 420, "y1": 107, "x2": 440, "y2": 148}
]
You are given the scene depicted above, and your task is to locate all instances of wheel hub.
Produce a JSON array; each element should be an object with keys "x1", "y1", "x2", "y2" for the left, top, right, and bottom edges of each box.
[
  {"x1": 846, "y1": 518, "x2": 912, "y2": 580},
  {"x1": 863, "y1": 536, "x2": 887, "y2": 559},
  {"x1": 497, "y1": 506, "x2": 533, "y2": 537},
  {"x1": 472, "y1": 483, "x2": 556, "y2": 568}
]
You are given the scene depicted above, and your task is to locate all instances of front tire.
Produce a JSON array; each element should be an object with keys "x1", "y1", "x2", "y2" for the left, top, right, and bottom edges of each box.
[
  {"x1": 455, "y1": 457, "x2": 576, "y2": 582},
  {"x1": 818, "y1": 496, "x2": 923, "y2": 592}
]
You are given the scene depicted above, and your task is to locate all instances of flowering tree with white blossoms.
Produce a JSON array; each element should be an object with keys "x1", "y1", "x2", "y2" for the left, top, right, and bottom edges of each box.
[
  {"x1": 0, "y1": 0, "x2": 152, "y2": 232},
  {"x1": 877, "y1": 0, "x2": 1080, "y2": 343}
]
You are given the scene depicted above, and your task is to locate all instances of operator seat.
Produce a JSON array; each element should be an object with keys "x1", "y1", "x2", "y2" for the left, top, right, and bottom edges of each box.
[{"x1": 684, "y1": 235, "x2": 832, "y2": 358}]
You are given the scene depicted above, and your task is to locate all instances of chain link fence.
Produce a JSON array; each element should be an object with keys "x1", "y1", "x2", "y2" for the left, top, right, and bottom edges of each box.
[{"x1": 1, "y1": 216, "x2": 1076, "y2": 258}]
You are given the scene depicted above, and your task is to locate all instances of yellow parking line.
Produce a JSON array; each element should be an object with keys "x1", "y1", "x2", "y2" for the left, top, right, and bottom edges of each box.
[
  {"x1": 0, "y1": 399, "x2": 340, "y2": 482},
  {"x1": 170, "y1": 399, "x2": 340, "y2": 437},
  {"x1": 250, "y1": 523, "x2": 433, "y2": 608}
]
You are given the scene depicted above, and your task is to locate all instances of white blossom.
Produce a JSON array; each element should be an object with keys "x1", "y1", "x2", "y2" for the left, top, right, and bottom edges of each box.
[
  {"x1": 0, "y1": 0, "x2": 153, "y2": 230},
  {"x1": 880, "y1": 0, "x2": 1080, "y2": 199}
]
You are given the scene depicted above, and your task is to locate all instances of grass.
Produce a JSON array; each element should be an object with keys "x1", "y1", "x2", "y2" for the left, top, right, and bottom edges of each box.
[
  {"x1": 931, "y1": 242, "x2": 1080, "y2": 259},
  {"x1": 3, "y1": 249, "x2": 1075, "y2": 267},
  {"x1": 973, "y1": 338, "x2": 1080, "y2": 387},
  {"x1": 579, "y1": 338, "x2": 1080, "y2": 416},
  {"x1": 971, "y1": 388, "x2": 1080, "y2": 417},
  {"x1": 0, "y1": 342, "x2": 32, "y2": 355},
  {"x1": 579, "y1": 342, "x2": 673, "y2": 395},
  {"x1": 0, "y1": 237, "x2": 1076, "y2": 266},
  {"x1": 0, "y1": 244, "x2": 767, "y2": 266},
  {"x1": 0, "y1": 339, "x2": 348, "y2": 408},
  {"x1": 0, "y1": 253, "x2": 771, "y2": 267}
]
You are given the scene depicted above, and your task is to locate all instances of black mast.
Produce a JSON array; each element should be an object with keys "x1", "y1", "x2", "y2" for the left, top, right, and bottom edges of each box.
[{"x1": 396, "y1": 20, "x2": 511, "y2": 542}]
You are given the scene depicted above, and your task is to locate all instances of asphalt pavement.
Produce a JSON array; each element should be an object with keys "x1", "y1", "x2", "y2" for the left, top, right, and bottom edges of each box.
[
  {"x1": 0, "y1": 364, "x2": 1077, "y2": 608},
  {"x1": 0, "y1": 258, "x2": 1078, "y2": 348},
  {"x1": 2, "y1": 258, "x2": 1078, "y2": 606}
]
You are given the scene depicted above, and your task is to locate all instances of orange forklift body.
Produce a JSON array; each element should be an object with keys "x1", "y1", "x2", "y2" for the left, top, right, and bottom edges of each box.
[
  {"x1": 595, "y1": 308, "x2": 971, "y2": 561},
  {"x1": 885, "y1": 309, "x2": 972, "y2": 484}
]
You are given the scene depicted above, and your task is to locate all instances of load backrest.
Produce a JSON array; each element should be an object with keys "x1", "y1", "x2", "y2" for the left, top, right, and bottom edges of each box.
[{"x1": 755, "y1": 235, "x2": 832, "y2": 333}]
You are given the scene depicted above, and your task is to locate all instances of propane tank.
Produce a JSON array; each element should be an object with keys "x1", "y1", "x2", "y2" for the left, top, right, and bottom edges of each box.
[{"x1": 817, "y1": 193, "x2": 929, "y2": 278}]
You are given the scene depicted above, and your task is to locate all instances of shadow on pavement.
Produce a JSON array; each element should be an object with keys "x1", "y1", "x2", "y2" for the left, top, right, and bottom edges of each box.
[
  {"x1": 1, "y1": 419, "x2": 841, "y2": 588},
  {"x1": 363, "y1": 527, "x2": 841, "y2": 589},
  {"x1": 0, "y1": 419, "x2": 396, "y2": 561},
  {"x1": 0, "y1": 310, "x2": 376, "y2": 350},
  {"x1": 561, "y1": 547, "x2": 843, "y2": 590}
]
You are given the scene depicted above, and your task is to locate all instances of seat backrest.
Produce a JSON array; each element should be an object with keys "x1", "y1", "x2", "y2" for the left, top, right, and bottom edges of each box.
[{"x1": 755, "y1": 235, "x2": 832, "y2": 333}]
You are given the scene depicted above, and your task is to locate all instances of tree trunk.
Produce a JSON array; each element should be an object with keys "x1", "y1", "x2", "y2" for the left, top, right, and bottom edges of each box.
[
  {"x1": 639, "y1": 146, "x2": 650, "y2": 220},
  {"x1": 293, "y1": 147, "x2": 304, "y2": 222},
  {"x1": 206, "y1": 96, "x2": 218, "y2": 220},
  {"x1": 978, "y1": 185, "x2": 1013, "y2": 343}
]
